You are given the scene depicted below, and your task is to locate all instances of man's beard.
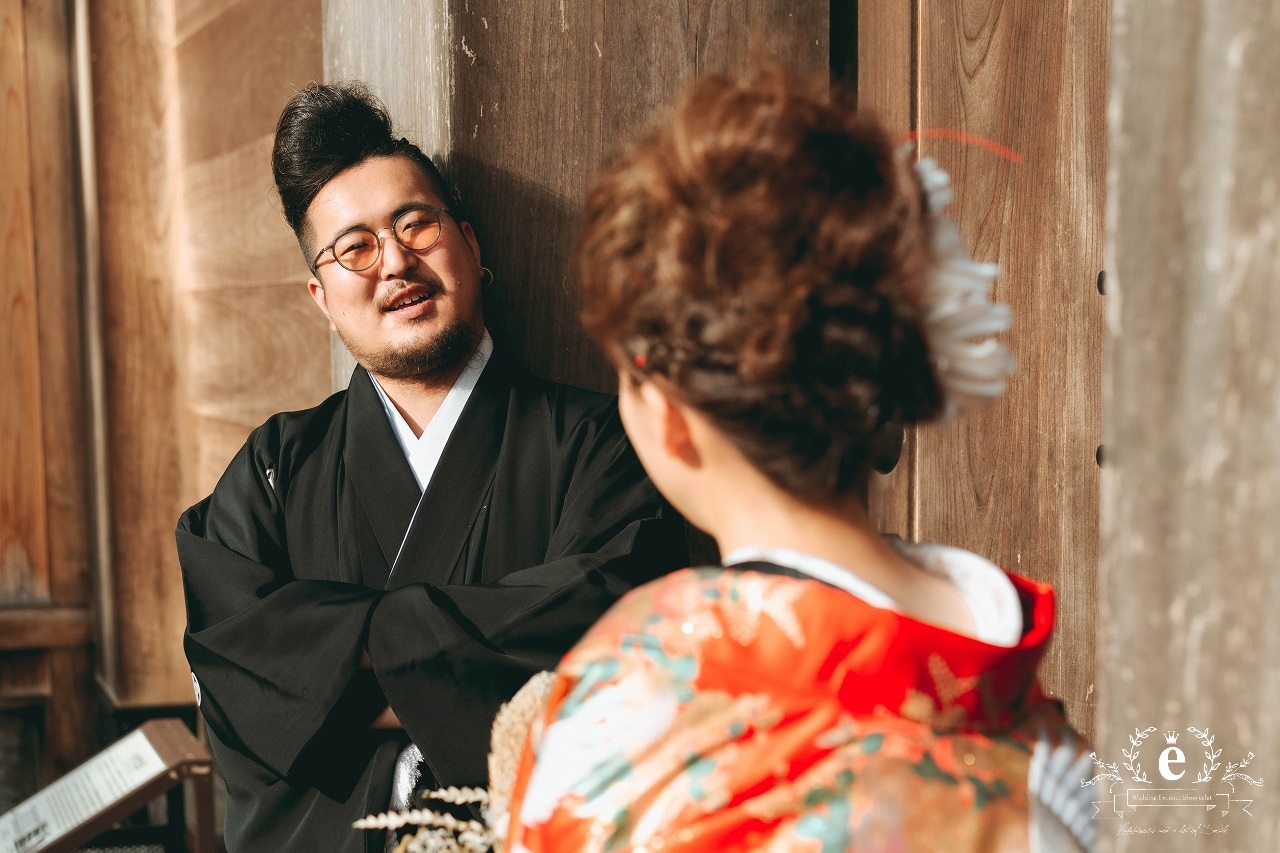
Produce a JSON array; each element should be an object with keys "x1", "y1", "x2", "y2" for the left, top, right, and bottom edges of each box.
[{"x1": 341, "y1": 319, "x2": 481, "y2": 382}]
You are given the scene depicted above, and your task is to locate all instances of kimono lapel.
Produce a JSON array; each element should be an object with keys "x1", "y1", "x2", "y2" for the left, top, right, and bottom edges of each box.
[
  {"x1": 384, "y1": 350, "x2": 512, "y2": 589},
  {"x1": 343, "y1": 367, "x2": 423, "y2": 586}
]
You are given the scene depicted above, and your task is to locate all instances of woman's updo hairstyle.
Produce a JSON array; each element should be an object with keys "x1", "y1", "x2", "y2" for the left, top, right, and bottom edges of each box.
[{"x1": 577, "y1": 69, "x2": 945, "y2": 502}]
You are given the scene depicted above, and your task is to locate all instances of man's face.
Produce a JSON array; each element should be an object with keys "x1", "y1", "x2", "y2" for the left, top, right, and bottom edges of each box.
[{"x1": 306, "y1": 155, "x2": 484, "y2": 382}]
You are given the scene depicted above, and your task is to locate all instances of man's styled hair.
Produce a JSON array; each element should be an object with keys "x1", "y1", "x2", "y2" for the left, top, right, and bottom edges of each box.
[{"x1": 271, "y1": 81, "x2": 457, "y2": 263}]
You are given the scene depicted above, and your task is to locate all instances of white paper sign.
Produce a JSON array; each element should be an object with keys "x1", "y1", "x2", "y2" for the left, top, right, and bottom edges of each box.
[{"x1": 0, "y1": 728, "x2": 167, "y2": 852}]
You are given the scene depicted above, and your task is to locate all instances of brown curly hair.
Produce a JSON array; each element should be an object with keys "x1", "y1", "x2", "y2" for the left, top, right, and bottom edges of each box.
[{"x1": 577, "y1": 70, "x2": 944, "y2": 501}]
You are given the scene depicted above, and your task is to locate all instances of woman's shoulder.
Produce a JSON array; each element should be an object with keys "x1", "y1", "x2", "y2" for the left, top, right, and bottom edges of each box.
[{"x1": 571, "y1": 564, "x2": 844, "y2": 647}]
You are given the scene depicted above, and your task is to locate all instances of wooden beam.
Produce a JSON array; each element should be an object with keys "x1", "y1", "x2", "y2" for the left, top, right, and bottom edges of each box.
[{"x1": 0, "y1": 607, "x2": 91, "y2": 651}]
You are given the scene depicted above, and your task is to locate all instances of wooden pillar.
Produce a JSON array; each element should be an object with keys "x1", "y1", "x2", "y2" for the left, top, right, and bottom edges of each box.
[
  {"x1": 85, "y1": 0, "x2": 186, "y2": 709},
  {"x1": 1100, "y1": 1, "x2": 1280, "y2": 848}
]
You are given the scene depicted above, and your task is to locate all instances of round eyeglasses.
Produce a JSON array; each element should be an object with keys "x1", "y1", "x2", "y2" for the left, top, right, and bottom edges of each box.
[{"x1": 312, "y1": 206, "x2": 453, "y2": 273}]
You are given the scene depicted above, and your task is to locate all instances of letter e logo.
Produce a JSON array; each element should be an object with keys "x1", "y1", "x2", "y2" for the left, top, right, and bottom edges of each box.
[{"x1": 1159, "y1": 746, "x2": 1185, "y2": 780}]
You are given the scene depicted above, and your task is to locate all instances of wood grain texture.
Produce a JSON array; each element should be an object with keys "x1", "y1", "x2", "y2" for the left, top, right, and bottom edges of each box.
[
  {"x1": 192, "y1": 415, "x2": 271, "y2": 506},
  {"x1": 175, "y1": 3, "x2": 325, "y2": 509},
  {"x1": 24, "y1": 0, "x2": 91, "y2": 609},
  {"x1": 180, "y1": 134, "x2": 313, "y2": 289},
  {"x1": 860, "y1": 1, "x2": 1108, "y2": 736},
  {"x1": 444, "y1": 1, "x2": 828, "y2": 391},
  {"x1": 0, "y1": 607, "x2": 90, "y2": 651},
  {"x1": 177, "y1": 132, "x2": 331, "y2": 500},
  {"x1": 44, "y1": 648, "x2": 96, "y2": 783},
  {"x1": 172, "y1": 0, "x2": 241, "y2": 45},
  {"x1": 910, "y1": 1, "x2": 1107, "y2": 736},
  {"x1": 860, "y1": 2, "x2": 917, "y2": 541},
  {"x1": 88, "y1": 0, "x2": 187, "y2": 707},
  {"x1": 1102, "y1": 2, "x2": 1280, "y2": 848},
  {"x1": 82, "y1": 0, "x2": 324, "y2": 707},
  {"x1": 323, "y1": 2, "x2": 827, "y2": 392},
  {"x1": 182, "y1": 283, "x2": 332, "y2": 428},
  {"x1": 0, "y1": 0, "x2": 50, "y2": 605},
  {"x1": 174, "y1": 0, "x2": 321, "y2": 165}
]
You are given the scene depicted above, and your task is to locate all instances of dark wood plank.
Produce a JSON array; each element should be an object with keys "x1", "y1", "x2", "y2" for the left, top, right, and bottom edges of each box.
[
  {"x1": 44, "y1": 647, "x2": 96, "y2": 779},
  {"x1": 446, "y1": 1, "x2": 828, "y2": 391},
  {"x1": 859, "y1": 2, "x2": 918, "y2": 541},
  {"x1": 914, "y1": 0, "x2": 1108, "y2": 736},
  {"x1": 24, "y1": 0, "x2": 91, "y2": 609},
  {"x1": 0, "y1": 0, "x2": 51, "y2": 605},
  {"x1": 0, "y1": 651, "x2": 50, "y2": 705}
]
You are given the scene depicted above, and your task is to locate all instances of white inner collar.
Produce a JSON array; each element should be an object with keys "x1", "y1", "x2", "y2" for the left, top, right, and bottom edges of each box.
[
  {"x1": 369, "y1": 330, "x2": 493, "y2": 493},
  {"x1": 721, "y1": 541, "x2": 1023, "y2": 647}
]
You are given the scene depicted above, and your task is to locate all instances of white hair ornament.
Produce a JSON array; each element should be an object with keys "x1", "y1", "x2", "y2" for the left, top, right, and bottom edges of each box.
[{"x1": 911, "y1": 150, "x2": 1016, "y2": 416}]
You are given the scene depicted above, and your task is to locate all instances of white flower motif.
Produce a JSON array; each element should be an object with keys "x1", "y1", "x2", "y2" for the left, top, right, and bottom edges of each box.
[
  {"x1": 518, "y1": 670, "x2": 677, "y2": 827},
  {"x1": 912, "y1": 152, "x2": 1016, "y2": 415}
]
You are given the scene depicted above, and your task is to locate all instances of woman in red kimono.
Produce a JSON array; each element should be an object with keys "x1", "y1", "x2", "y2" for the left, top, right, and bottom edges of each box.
[{"x1": 495, "y1": 70, "x2": 1095, "y2": 853}]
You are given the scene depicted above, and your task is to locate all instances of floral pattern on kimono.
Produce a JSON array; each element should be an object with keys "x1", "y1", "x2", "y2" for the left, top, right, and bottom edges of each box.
[{"x1": 501, "y1": 564, "x2": 1094, "y2": 853}]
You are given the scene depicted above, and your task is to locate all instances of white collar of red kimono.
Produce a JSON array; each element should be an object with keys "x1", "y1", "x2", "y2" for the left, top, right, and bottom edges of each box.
[{"x1": 721, "y1": 540, "x2": 1023, "y2": 647}]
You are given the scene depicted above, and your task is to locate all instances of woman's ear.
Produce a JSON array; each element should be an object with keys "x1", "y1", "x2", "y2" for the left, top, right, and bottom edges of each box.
[{"x1": 640, "y1": 382, "x2": 700, "y2": 466}]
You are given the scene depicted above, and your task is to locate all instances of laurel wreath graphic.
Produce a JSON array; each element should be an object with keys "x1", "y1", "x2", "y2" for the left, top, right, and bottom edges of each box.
[
  {"x1": 1121, "y1": 726, "x2": 1156, "y2": 783},
  {"x1": 1082, "y1": 727, "x2": 1157, "y2": 785},
  {"x1": 1084, "y1": 752, "x2": 1123, "y2": 787},
  {"x1": 1081, "y1": 725, "x2": 1265, "y2": 794},
  {"x1": 1188, "y1": 727, "x2": 1264, "y2": 787}
]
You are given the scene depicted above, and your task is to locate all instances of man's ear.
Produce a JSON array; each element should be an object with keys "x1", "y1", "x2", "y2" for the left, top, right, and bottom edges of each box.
[
  {"x1": 640, "y1": 382, "x2": 699, "y2": 466},
  {"x1": 307, "y1": 277, "x2": 337, "y2": 332},
  {"x1": 459, "y1": 221, "x2": 482, "y2": 268}
]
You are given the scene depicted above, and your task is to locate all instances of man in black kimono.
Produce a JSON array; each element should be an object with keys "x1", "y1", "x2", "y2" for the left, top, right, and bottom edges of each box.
[{"x1": 177, "y1": 82, "x2": 687, "y2": 852}]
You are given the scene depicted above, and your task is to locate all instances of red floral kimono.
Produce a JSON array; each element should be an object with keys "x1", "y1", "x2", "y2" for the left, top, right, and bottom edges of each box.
[{"x1": 499, "y1": 560, "x2": 1094, "y2": 852}]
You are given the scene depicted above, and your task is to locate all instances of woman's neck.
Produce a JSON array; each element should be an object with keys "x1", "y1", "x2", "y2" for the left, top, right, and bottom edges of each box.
[
  {"x1": 702, "y1": 466, "x2": 975, "y2": 637},
  {"x1": 711, "y1": 482, "x2": 900, "y2": 579}
]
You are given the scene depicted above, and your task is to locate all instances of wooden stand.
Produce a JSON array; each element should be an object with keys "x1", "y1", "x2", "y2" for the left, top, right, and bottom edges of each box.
[{"x1": 0, "y1": 719, "x2": 215, "y2": 853}]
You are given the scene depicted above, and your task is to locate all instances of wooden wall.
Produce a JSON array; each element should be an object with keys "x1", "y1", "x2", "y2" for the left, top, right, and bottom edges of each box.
[
  {"x1": 172, "y1": 0, "x2": 328, "y2": 506},
  {"x1": 862, "y1": 2, "x2": 1109, "y2": 736},
  {"x1": 85, "y1": 0, "x2": 325, "y2": 711},
  {"x1": 2, "y1": 0, "x2": 1125, "y2": 809},
  {"x1": 0, "y1": 0, "x2": 95, "y2": 795},
  {"x1": 1101, "y1": 1, "x2": 1280, "y2": 848},
  {"x1": 324, "y1": 1, "x2": 829, "y2": 393}
]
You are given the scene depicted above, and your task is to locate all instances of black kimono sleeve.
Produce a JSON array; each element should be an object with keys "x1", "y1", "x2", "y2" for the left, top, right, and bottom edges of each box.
[{"x1": 178, "y1": 422, "x2": 386, "y2": 790}]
